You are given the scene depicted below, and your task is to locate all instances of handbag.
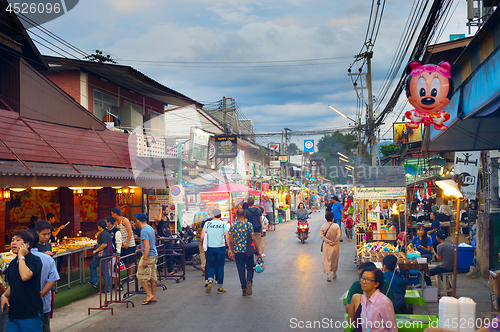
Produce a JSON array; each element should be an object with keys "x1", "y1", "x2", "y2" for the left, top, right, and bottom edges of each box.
[{"x1": 320, "y1": 223, "x2": 334, "y2": 252}]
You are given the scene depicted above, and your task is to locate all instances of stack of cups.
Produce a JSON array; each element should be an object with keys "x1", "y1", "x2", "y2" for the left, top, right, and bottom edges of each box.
[
  {"x1": 458, "y1": 297, "x2": 476, "y2": 332},
  {"x1": 439, "y1": 296, "x2": 460, "y2": 331}
]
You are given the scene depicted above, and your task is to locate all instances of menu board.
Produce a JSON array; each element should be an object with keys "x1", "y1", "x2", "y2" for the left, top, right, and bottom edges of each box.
[{"x1": 200, "y1": 191, "x2": 232, "y2": 224}]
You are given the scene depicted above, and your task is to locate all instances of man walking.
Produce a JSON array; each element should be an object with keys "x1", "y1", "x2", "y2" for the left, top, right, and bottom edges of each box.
[
  {"x1": 228, "y1": 209, "x2": 262, "y2": 296},
  {"x1": 331, "y1": 196, "x2": 344, "y2": 242},
  {"x1": 245, "y1": 198, "x2": 263, "y2": 251},
  {"x1": 325, "y1": 197, "x2": 334, "y2": 216},
  {"x1": 201, "y1": 209, "x2": 229, "y2": 294},
  {"x1": 135, "y1": 213, "x2": 158, "y2": 305},
  {"x1": 193, "y1": 201, "x2": 209, "y2": 275}
]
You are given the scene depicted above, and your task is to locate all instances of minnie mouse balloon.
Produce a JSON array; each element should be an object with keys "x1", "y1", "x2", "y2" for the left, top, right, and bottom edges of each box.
[{"x1": 405, "y1": 61, "x2": 454, "y2": 131}]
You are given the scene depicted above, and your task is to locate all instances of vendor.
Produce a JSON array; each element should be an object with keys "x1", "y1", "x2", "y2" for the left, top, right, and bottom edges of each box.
[
  {"x1": 408, "y1": 225, "x2": 432, "y2": 261},
  {"x1": 344, "y1": 262, "x2": 395, "y2": 314},
  {"x1": 428, "y1": 212, "x2": 441, "y2": 253},
  {"x1": 424, "y1": 229, "x2": 454, "y2": 286}
]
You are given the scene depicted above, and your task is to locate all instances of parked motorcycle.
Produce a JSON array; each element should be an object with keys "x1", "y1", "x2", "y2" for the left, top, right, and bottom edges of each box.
[
  {"x1": 173, "y1": 226, "x2": 200, "y2": 265},
  {"x1": 297, "y1": 212, "x2": 312, "y2": 244}
]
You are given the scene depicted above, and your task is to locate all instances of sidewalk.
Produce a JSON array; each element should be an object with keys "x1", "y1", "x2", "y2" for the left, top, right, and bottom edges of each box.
[{"x1": 414, "y1": 272, "x2": 493, "y2": 318}]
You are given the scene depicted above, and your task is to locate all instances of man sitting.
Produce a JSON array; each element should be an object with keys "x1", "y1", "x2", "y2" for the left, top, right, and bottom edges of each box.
[{"x1": 424, "y1": 229, "x2": 454, "y2": 286}]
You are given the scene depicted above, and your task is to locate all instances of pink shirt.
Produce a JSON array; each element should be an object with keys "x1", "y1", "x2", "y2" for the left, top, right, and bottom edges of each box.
[{"x1": 360, "y1": 289, "x2": 397, "y2": 332}]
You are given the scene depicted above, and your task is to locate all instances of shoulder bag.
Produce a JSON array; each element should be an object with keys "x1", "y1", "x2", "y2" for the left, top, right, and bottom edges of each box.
[{"x1": 320, "y1": 223, "x2": 334, "y2": 252}]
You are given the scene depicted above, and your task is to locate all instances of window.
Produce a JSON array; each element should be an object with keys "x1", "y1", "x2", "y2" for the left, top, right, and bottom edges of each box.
[{"x1": 93, "y1": 90, "x2": 118, "y2": 121}]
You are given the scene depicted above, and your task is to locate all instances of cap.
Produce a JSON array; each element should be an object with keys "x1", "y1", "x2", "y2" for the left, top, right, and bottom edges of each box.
[
  {"x1": 134, "y1": 213, "x2": 148, "y2": 222},
  {"x1": 199, "y1": 201, "x2": 207, "y2": 210},
  {"x1": 111, "y1": 207, "x2": 122, "y2": 215},
  {"x1": 212, "y1": 208, "x2": 221, "y2": 217},
  {"x1": 436, "y1": 229, "x2": 447, "y2": 240}
]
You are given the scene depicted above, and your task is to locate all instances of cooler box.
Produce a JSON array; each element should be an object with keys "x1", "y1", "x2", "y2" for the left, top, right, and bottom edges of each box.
[
  {"x1": 422, "y1": 286, "x2": 438, "y2": 302},
  {"x1": 457, "y1": 246, "x2": 475, "y2": 271}
]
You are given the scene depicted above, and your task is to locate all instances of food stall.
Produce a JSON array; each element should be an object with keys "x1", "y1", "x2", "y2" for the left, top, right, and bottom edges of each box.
[{"x1": 353, "y1": 167, "x2": 407, "y2": 259}]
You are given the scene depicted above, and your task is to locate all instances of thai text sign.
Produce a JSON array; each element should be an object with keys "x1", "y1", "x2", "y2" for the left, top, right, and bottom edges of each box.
[
  {"x1": 355, "y1": 187, "x2": 406, "y2": 199},
  {"x1": 214, "y1": 135, "x2": 237, "y2": 158}
]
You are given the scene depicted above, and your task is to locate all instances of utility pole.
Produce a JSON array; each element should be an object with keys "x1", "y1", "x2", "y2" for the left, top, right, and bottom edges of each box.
[
  {"x1": 284, "y1": 127, "x2": 291, "y2": 178},
  {"x1": 366, "y1": 51, "x2": 376, "y2": 166}
]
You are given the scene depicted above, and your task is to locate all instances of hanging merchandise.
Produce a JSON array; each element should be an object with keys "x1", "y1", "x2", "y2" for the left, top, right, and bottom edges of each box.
[{"x1": 405, "y1": 61, "x2": 454, "y2": 131}]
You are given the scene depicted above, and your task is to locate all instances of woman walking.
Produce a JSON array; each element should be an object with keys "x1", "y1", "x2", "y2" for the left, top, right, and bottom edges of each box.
[{"x1": 320, "y1": 211, "x2": 341, "y2": 281}]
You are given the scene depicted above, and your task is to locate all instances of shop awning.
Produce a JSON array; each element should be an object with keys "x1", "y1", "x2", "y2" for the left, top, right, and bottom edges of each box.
[
  {"x1": 185, "y1": 176, "x2": 212, "y2": 186},
  {"x1": 426, "y1": 11, "x2": 500, "y2": 152},
  {"x1": 206, "y1": 170, "x2": 231, "y2": 183},
  {"x1": 0, "y1": 160, "x2": 176, "y2": 187}
]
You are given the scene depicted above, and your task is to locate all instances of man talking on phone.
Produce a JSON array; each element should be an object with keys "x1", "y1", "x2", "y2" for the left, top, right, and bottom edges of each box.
[{"x1": 1, "y1": 230, "x2": 43, "y2": 331}]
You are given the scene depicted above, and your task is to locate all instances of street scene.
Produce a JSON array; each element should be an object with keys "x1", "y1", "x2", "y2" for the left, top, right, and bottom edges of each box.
[{"x1": 0, "y1": 0, "x2": 500, "y2": 332}]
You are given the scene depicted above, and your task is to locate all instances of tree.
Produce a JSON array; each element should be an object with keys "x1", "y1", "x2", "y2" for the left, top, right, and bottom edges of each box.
[
  {"x1": 288, "y1": 143, "x2": 299, "y2": 155},
  {"x1": 85, "y1": 50, "x2": 117, "y2": 64},
  {"x1": 380, "y1": 144, "x2": 400, "y2": 157}
]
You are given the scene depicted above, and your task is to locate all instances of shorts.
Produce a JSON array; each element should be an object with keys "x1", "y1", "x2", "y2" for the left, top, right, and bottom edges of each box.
[
  {"x1": 136, "y1": 256, "x2": 158, "y2": 283},
  {"x1": 266, "y1": 212, "x2": 275, "y2": 225},
  {"x1": 121, "y1": 246, "x2": 136, "y2": 265},
  {"x1": 261, "y1": 232, "x2": 266, "y2": 237}
]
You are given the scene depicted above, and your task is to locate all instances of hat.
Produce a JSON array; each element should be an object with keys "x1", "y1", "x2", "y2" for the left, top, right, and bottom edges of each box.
[
  {"x1": 134, "y1": 213, "x2": 148, "y2": 222},
  {"x1": 212, "y1": 208, "x2": 221, "y2": 217},
  {"x1": 436, "y1": 229, "x2": 447, "y2": 240},
  {"x1": 111, "y1": 207, "x2": 122, "y2": 215},
  {"x1": 199, "y1": 201, "x2": 207, "y2": 210}
]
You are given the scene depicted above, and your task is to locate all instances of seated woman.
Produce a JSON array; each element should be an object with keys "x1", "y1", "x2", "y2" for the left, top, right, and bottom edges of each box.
[
  {"x1": 348, "y1": 267, "x2": 397, "y2": 332},
  {"x1": 382, "y1": 255, "x2": 408, "y2": 314},
  {"x1": 408, "y1": 225, "x2": 433, "y2": 262}
]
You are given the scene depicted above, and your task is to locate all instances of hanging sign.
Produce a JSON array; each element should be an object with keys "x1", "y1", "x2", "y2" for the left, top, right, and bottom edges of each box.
[
  {"x1": 454, "y1": 151, "x2": 480, "y2": 200},
  {"x1": 279, "y1": 156, "x2": 288, "y2": 162},
  {"x1": 405, "y1": 61, "x2": 454, "y2": 131},
  {"x1": 214, "y1": 135, "x2": 237, "y2": 158}
]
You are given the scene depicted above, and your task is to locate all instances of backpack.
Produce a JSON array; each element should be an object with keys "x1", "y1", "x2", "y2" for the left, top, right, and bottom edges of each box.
[
  {"x1": 109, "y1": 227, "x2": 118, "y2": 253},
  {"x1": 248, "y1": 208, "x2": 261, "y2": 232}
]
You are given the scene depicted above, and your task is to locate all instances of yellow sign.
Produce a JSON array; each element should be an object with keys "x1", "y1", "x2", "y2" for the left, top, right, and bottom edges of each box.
[
  {"x1": 393, "y1": 122, "x2": 423, "y2": 145},
  {"x1": 279, "y1": 156, "x2": 288, "y2": 162}
]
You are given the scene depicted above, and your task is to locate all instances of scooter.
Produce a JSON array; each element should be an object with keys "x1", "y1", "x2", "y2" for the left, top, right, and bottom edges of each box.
[{"x1": 297, "y1": 212, "x2": 312, "y2": 244}]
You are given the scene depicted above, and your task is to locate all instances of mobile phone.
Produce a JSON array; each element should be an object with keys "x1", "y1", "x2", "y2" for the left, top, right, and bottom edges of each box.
[
  {"x1": 2, "y1": 303, "x2": 7, "y2": 312},
  {"x1": 65, "y1": 221, "x2": 70, "y2": 227}
]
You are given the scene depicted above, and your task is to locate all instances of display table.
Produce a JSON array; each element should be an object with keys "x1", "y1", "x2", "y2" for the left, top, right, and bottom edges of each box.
[
  {"x1": 345, "y1": 314, "x2": 438, "y2": 332},
  {"x1": 53, "y1": 245, "x2": 95, "y2": 291}
]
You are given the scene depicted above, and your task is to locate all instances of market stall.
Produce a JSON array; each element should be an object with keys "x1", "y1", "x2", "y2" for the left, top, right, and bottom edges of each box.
[{"x1": 353, "y1": 167, "x2": 407, "y2": 260}]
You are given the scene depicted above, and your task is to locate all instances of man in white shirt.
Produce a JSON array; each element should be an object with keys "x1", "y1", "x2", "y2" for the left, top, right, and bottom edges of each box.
[{"x1": 201, "y1": 209, "x2": 229, "y2": 295}]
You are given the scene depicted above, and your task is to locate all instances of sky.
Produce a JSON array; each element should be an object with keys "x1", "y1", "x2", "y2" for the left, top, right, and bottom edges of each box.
[{"x1": 31, "y1": 0, "x2": 474, "y2": 147}]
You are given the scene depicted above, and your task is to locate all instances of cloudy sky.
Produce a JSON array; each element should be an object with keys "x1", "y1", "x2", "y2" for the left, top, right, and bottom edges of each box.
[{"x1": 32, "y1": 0, "x2": 473, "y2": 146}]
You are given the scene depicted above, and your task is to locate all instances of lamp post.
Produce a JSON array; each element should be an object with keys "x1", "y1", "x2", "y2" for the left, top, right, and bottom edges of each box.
[{"x1": 436, "y1": 179, "x2": 464, "y2": 298}]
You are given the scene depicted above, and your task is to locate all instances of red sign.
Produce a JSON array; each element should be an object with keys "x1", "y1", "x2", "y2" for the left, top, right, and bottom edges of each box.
[{"x1": 200, "y1": 191, "x2": 231, "y2": 224}]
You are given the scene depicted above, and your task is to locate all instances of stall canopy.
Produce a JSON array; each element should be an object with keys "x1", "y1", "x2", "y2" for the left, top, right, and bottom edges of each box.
[
  {"x1": 354, "y1": 166, "x2": 406, "y2": 199},
  {"x1": 207, "y1": 182, "x2": 261, "y2": 196}
]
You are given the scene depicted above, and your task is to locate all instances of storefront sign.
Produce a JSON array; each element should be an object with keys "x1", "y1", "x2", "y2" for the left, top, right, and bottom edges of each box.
[
  {"x1": 214, "y1": 135, "x2": 237, "y2": 158},
  {"x1": 279, "y1": 156, "x2": 288, "y2": 162},
  {"x1": 354, "y1": 187, "x2": 406, "y2": 199},
  {"x1": 270, "y1": 161, "x2": 280, "y2": 169},
  {"x1": 200, "y1": 191, "x2": 231, "y2": 224},
  {"x1": 267, "y1": 143, "x2": 280, "y2": 153},
  {"x1": 393, "y1": 122, "x2": 423, "y2": 145},
  {"x1": 148, "y1": 195, "x2": 171, "y2": 222},
  {"x1": 454, "y1": 151, "x2": 480, "y2": 200}
]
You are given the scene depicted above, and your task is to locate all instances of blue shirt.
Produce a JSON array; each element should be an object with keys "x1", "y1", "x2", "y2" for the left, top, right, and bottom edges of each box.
[
  {"x1": 383, "y1": 271, "x2": 408, "y2": 308},
  {"x1": 31, "y1": 249, "x2": 60, "y2": 314},
  {"x1": 430, "y1": 219, "x2": 440, "y2": 244},
  {"x1": 332, "y1": 202, "x2": 343, "y2": 220},
  {"x1": 411, "y1": 235, "x2": 432, "y2": 256},
  {"x1": 203, "y1": 218, "x2": 229, "y2": 248},
  {"x1": 140, "y1": 224, "x2": 158, "y2": 257}
]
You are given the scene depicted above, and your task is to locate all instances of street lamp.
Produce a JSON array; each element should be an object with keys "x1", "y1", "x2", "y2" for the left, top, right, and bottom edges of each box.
[
  {"x1": 337, "y1": 152, "x2": 349, "y2": 160},
  {"x1": 328, "y1": 105, "x2": 356, "y2": 122},
  {"x1": 435, "y1": 179, "x2": 463, "y2": 298}
]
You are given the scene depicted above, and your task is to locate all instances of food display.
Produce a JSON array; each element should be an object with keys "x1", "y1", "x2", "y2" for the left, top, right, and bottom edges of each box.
[
  {"x1": 52, "y1": 237, "x2": 97, "y2": 254},
  {"x1": 357, "y1": 241, "x2": 399, "y2": 254}
]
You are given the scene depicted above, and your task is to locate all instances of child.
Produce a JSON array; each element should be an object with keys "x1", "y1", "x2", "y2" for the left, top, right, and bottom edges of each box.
[{"x1": 344, "y1": 213, "x2": 354, "y2": 241}]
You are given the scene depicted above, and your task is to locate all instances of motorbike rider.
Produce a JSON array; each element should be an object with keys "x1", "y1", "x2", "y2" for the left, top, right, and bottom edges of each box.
[{"x1": 296, "y1": 202, "x2": 309, "y2": 223}]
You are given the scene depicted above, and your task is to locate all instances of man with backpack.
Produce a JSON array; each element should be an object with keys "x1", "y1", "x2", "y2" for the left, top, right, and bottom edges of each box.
[
  {"x1": 106, "y1": 216, "x2": 122, "y2": 290},
  {"x1": 244, "y1": 197, "x2": 263, "y2": 252}
]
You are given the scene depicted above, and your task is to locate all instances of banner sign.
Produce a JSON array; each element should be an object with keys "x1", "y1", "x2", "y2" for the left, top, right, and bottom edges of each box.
[
  {"x1": 304, "y1": 140, "x2": 314, "y2": 152},
  {"x1": 354, "y1": 187, "x2": 406, "y2": 199},
  {"x1": 454, "y1": 151, "x2": 480, "y2": 200},
  {"x1": 393, "y1": 122, "x2": 423, "y2": 145},
  {"x1": 214, "y1": 135, "x2": 237, "y2": 158},
  {"x1": 190, "y1": 127, "x2": 211, "y2": 166},
  {"x1": 200, "y1": 191, "x2": 231, "y2": 224}
]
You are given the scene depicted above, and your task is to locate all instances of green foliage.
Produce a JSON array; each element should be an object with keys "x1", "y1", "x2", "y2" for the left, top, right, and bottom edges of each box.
[
  {"x1": 288, "y1": 143, "x2": 299, "y2": 155},
  {"x1": 380, "y1": 144, "x2": 400, "y2": 157}
]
